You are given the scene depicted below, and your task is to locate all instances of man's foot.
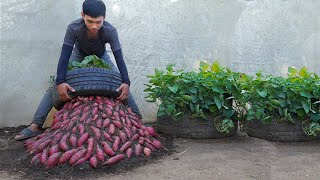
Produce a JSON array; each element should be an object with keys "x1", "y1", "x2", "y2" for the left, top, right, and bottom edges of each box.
[{"x1": 14, "y1": 124, "x2": 42, "y2": 141}]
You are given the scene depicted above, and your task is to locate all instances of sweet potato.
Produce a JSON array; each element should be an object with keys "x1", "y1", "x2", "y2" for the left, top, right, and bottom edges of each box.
[
  {"x1": 101, "y1": 141, "x2": 115, "y2": 156},
  {"x1": 48, "y1": 144, "x2": 59, "y2": 155},
  {"x1": 95, "y1": 143, "x2": 105, "y2": 162},
  {"x1": 113, "y1": 121, "x2": 122, "y2": 129},
  {"x1": 78, "y1": 132, "x2": 89, "y2": 147},
  {"x1": 105, "y1": 108, "x2": 113, "y2": 117},
  {"x1": 125, "y1": 118, "x2": 132, "y2": 128},
  {"x1": 69, "y1": 148, "x2": 86, "y2": 165},
  {"x1": 34, "y1": 139, "x2": 51, "y2": 154},
  {"x1": 62, "y1": 112, "x2": 69, "y2": 121},
  {"x1": 80, "y1": 112, "x2": 89, "y2": 122},
  {"x1": 152, "y1": 139, "x2": 163, "y2": 149},
  {"x1": 98, "y1": 104, "x2": 104, "y2": 111},
  {"x1": 51, "y1": 132, "x2": 63, "y2": 146},
  {"x1": 103, "y1": 118, "x2": 111, "y2": 128},
  {"x1": 40, "y1": 148, "x2": 48, "y2": 164},
  {"x1": 72, "y1": 101, "x2": 80, "y2": 109},
  {"x1": 90, "y1": 156, "x2": 98, "y2": 168},
  {"x1": 131, "y1": 126, "x2": 138, "y2": 134},
  {"x1": 83, "y1": 105, "x2": 90, "y2": 113},
  {"x1": 144, "y1": 142, "x2": 156, "y2": 151},
  {"x1": 103, "y1": 131, "x2": 113, "y2": 142},
  {"x1": 131, "y1": 134, "x2": 139, "y2": 141},
  {"x1": 103, "y1": 154, "x2": 125, "y2": 166},
  {"x1": 138, "y1": 129, "x2": 145, "y2": 137},
  {"x1": 58, "y1": 149, "x2": 78, "y2": 165},
  {"x1": 126, "y1": 148, "x2": 133, "y2": 159},
  {"x1": 124, "y1": 126, "x2": 132, "y2": 138},
  {"x1": 130, "y1": 119, "x2": 141, "y2": 128},
  {"x1": 119, "y1": 109, "x2": 126, "y2": 118},
  {"x1": 59, "y1": 133, "x2": 70, "y2": 151},
  {"x1": 143, "y1": 147, "x2": 151, "y2": 157},
  {"x1": 78, "y1": 124, "x2": 85, "y2": 135},
  {"x1": 101, "y1": 113, "x2": 107, "y2": 119},
  {"x1": 135, "y1": 144, "x2": 142, "y2": 156},
  {"x1": 45, "y1": 152, "x2": 62, "y2": 168},
  {"x1": 96, "y1": 118, "x2": 102, "y2": 128},
  {"x1": 92, "y1": 107, "x2": 98, "y2": 115},
  {"x1": 108, "y1": 124, "x2": 115, "y2": 135},
  {"x1": 120, "y1": 141, "x2": 132, "y2": 152},
  {"x1": 90, "y1": 126, "x2": 101, "y2": 139},
  {"x1": 112, "y1": 136, "x2": 120, "y2": 152},
  {"x1": 92, "y1": 114, "x2": 98, "y2": 121},
  {"x1": 118, "y1": 130, "x2": 127, "y2": 143},
  {"x1": 31, "y1": 153, "x2": 41, "y2": 164},
  {"x1": 69, "y1": 134, "x2": 77, "y2": 148}
]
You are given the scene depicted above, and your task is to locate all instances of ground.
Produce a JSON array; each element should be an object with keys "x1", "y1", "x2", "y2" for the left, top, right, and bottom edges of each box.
[{"x1": 0, "y1": 126, "x2": 319, "y2": 180}]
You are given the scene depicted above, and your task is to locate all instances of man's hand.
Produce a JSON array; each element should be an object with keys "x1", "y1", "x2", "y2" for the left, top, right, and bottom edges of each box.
[
  {"x1": 57, "y1": 83, "x2": 75, "y2": 102},
  {"x1": 116, "y1": 83, "x2": 129, "y2": 101}
]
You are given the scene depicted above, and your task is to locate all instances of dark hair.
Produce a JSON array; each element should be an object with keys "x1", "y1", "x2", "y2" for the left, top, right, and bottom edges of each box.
[{"x1": 82, "y1": 0, "x2": 106, "y2": 17}]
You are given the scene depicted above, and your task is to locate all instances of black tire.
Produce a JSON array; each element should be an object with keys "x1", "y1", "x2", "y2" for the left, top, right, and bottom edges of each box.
[
  {"x1": 246, "y1": 119, "x2": 320, "y2": 142},
  {"x1": 157, "y1": 112, "x2": 237, "y2": 139},
  {"x1": 52, "y1": 67, "x2": 122, "y2": 110}
]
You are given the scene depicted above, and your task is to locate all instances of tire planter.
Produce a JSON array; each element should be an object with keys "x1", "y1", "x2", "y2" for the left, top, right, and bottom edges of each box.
[
  {"x1": 157, "y1": 112, "x2": 237, "y2": 139},
  {"x1": 246, "y1": 118, "x2": 320, "y2": 142},
  {"x1": 52, "y1": 67, "x2": 122, "y2": 110}
]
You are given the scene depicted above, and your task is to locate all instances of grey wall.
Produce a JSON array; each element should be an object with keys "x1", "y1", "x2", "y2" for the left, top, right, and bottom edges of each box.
[{"x1": 1, "y1": 0, "x2": 319, "y2": 127}]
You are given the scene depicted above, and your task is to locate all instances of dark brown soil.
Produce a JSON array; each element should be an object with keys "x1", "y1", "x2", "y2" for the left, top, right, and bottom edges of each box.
[{"x1": 0, "y1": 125, "x2": 174, "y2": 180}]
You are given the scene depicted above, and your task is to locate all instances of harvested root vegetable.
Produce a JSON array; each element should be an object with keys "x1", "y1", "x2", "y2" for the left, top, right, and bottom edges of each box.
[{"x1": 25, "y1": 96, "x2": 163, "y2": 168}]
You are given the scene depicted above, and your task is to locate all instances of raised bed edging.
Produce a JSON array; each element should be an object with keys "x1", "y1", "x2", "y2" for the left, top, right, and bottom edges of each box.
[
  {"x1": 157, "y1": 113, "x2": 237, "y2": 139},
  {"x1": 246, "y1": 119, "x2": 320, "y2": 142}
]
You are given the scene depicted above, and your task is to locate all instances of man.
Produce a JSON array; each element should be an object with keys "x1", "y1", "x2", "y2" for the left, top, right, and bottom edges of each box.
[{"x1": 15, "y1": 0, "x2": 140, "y2": 140}]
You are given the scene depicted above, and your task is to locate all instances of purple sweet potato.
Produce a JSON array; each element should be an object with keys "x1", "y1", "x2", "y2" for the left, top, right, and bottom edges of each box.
[
  {"x1": 108, "y1": 124, "x2": 115, "y2": 135},
  {"x1": 103, "y1": 118, "x2": 111, "y2": 128},
  {"x1": 126, "y1": 148, "x2": 133, "y2": 159},
  {"x1": 69, "y1": 148, "x2": 86, "y2": 165},
  {"x1": 95, "y1": 143, "x2": 105, "y2": 162},
  {"x1": 135, "y1": 144, "x2": 142, "y2": 156},
  {"x1": 48, "y1": 144, "x2": 59, "y2": 156},
  {"x1": 78, "y1": 132, "x2": 89, "y2": 147},
  {"x1": 103, "y1": 154, "x2": 125, "y2": 166},
  {"x1": 40, "y1": 148, "x2": 48, "y2": 164},
  {"x1": 69, "y1": 134, "x2": 77, "y2": 148},
  {"x1": 103, "y1": 131, "x2": 113, "y2": 142},
  {"x1": 101, "y1": 141, "x2": 115, "y2": 156},
  {"x1": 90, "y1": 156, "x2": 98, "y2": 168},
  {"x1": 58, "y1": 149, "x2": 78, "y2": 165},
  {"x1": 45, "y1": 152, "x2": 62, "y2": 168},
  {"x1": 59, "y1": 133, "x2": 70, "y2": 151},
  {"x1": 120, "y1": 141, "x2": 132, "y2": 152},
  {"x1": 118, "y1": 130, "x2": 127, "y2": 143},
  {"x1": 90, "y1": 126, "x2": 101, "y2": 139},
  {"x1": 112, "y1": 136, "x2": 120, "y2": 152},
  {"x1": 143, "y1": 147, "x2": 151, "y2": 157}
]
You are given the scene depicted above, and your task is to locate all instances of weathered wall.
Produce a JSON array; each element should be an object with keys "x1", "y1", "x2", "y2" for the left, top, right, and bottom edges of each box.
[{"x1": 0, "y1": 0, "x2": 319, "y2": 127}]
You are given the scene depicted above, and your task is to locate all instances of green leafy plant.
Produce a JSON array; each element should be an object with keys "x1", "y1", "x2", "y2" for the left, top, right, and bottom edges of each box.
[
  {"x1": 68, "y1": 55, "x2": 111, "y2": 71},
  {"x1": 237, "y1": 67, "x2": 320, "y2": 136},
  {"x1": 144, "y1": 61, "x2": 240, "y2": 133}
]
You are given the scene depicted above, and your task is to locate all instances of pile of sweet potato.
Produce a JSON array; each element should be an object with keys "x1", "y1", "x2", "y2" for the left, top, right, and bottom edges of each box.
[{"x1": 24, "y1": 96, "x2": 162, "y2": 168}]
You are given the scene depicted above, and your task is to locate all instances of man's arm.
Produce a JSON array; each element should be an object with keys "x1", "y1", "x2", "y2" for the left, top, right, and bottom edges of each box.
[
  {"x1": 55, "y1": 24, "x2": 77, "y2": 101},
  {"x1": 113, "y1": 49, "x2": 131, "y2": 101}
]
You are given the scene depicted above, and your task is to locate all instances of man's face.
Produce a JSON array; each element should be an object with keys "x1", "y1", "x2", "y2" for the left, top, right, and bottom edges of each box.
[{"x1": 81, "y1": 12, "x2": 104, "y2": 34}]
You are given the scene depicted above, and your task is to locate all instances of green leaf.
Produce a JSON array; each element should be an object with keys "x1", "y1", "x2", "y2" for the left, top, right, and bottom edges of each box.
[
  {"x1": 181, "y1": 95, "x2": 192, "y2": 101},
  {"x1": 189, "y1": 87, "x2": 197, "y2": 94},
  {"x1": 310, "y1": 113, "x2": 320, "y2": 122},
  {"x1": 214, "y1": 96, "x2": 223, "y2": 109},
  {"x1": 301, "y1": 101, "x2": 311, "y2": 113},
  {"x1": 167, "y1": 84, "x2": 178, "y2": 93},
  {"x1": 299, "y1": 67, "x2": 308, "y2": 77},
  {"x1": 211, "y1": 61, "x2": 220, "y2": 72},
  {"x1": 288, "y1": 67, "x2": 297, "y2": 77},
  {"x1": 200, "y1": 61, "x2": 209, "y2": 72},
  {"x1": 257, "y1": 89, "x2": 267, "y2": 98},
  {"x1": 212, "y1": 86, "x2": 225, "y2": 94}
]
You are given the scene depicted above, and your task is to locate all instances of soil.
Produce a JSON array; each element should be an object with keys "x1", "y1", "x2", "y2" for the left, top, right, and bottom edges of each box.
[
  {"x1": 0, "y1": 125, "x2": 174, "y2": 180},
  {"x1": 1, "y1": 126, "x2": 320, "y2": 180}
]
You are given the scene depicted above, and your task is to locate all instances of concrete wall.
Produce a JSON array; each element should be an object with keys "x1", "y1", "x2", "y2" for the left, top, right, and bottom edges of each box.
[{"x1": 1, "y1": 0, "x2": 319, "y2": 127}]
